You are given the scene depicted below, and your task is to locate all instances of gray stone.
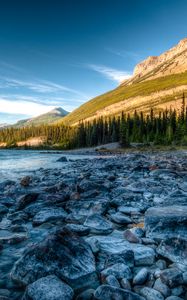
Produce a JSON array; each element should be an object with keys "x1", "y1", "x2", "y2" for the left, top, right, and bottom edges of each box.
[
  {"x1": 11, "y1": 229, "x2": 98, "y2": 291},
  {"x1": 145, "y1": 206, "x2": 187, "y2": 239},
  {"x1": 156, "y1": 259, "x2": 167, "y2": 270},
  {"x1": 160, "y1": 268, "x2": 183, "y2": 288},
  {"x1": 0, "y1": 204, "x2": 8, "y2": 214},
  {"x1": 183, "y1": 271, "x2": 187, "y2": 284},
  {"x1": 32, "y1": 207, "x2": 67, "y2": 226},
  {"x1": 105, "y1": 275, "x2": 120, "y2": 287},
  {"x1": 101, "y1": 263, "x2": 132, "y2": 280},
  {"x1": 84, "y1": 214, "x2": 113, "y2": 234},
  {"x1": 157, "y1": 237, "x2": 187, "y2": 265},
  {"x1": 165, "y1": 297, "x2": 184, "y2": 300},
  {"x1": 120, "y1": 278, "x2": 131, "y2": 290},
  {"x1": 57, "y1": 156, "x2": 68, "y2": 162},
  {"x1": 171, "y1": 286, "x2": 184, "y2": 297},
  {"x1": 153, "y1": 278, "x2": 171, "y2": 297},
  {"x1": 94, "y1": 285, "x2": 145, "y2": 300},
  {"x1": 23, "y1": 275, "x2": 73, "y2": 300},
  {"x1": 110, "y1": 212, "x2": 132, "y2": 224},
  {"x1": 118, "y1": 206, "x2": 140, "y2": 215},
  {"x1": 140, "y1": 287, "x2": 164, "y2": 300},
  {"x1": 64, "y1": 224, "x2": 90, "y2": 236},
  {"x1": 133, "y1": 268, "x2": 148, "y2": 285},
  {"x1": 75, "y1": 289, "x2": 95, "y2": 300},
  {"x1": 17, "y1": 193, "x2": 39, "y2": 210},
  {"x1": 124, "y1": 229, "x2": 141, "y2": 243},
  {"x1": 86, "y1": 234, "x2": 155, "y2": 267}
]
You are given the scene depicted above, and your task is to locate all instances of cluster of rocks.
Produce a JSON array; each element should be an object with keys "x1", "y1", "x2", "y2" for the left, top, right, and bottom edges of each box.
[{"x1": 0, "y1": 151, "x2": 186, "y2": 299}]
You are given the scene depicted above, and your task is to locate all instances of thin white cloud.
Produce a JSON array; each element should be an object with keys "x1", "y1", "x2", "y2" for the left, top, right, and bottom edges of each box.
[
  {"x1": 0, "y1": 98, "x2": 55, "y2": 117},
  {"x1": 87, "y1": 64, "x2": 132, "y2": 83},
  {"x1": 106, "y1": 48, "x2": 140, "y2": 61}
]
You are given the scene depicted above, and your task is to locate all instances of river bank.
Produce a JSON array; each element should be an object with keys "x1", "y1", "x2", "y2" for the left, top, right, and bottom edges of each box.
[{"x1": 0, "y1": 151, "x2": 186, "y2": 299}]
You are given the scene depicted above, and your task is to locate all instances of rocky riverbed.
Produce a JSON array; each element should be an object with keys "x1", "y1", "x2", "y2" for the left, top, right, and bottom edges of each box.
[{"x1": 0, "y1": 151, "x2": 187, "y2": 300}]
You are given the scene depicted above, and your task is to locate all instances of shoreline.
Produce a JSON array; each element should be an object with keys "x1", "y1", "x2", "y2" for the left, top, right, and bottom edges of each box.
[{"x1": 0, "y1": 151, "x2": 186, "y2": 299}]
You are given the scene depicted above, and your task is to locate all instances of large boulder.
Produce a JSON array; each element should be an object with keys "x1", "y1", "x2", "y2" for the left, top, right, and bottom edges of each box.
[
  {"x1": 157, "y1": 237, "x2": 187, "y2": 265},
  {"x1": 23, "y1": 275, "x2": 73, "y2": 300},
  {"x1": 86, "y1": 233, "x2": 155, "y2": 267},
  {"x1": 11, "y1": 228, "x2": 98, "y2": 292},
  {"x1": 145, "y1": 206, "x2": 187, "y2": 239}
]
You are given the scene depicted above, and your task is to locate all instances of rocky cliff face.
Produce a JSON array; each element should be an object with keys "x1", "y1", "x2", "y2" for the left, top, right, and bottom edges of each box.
[{"x1": 124, "y1": 38, "x2": 187, "y2": 85}]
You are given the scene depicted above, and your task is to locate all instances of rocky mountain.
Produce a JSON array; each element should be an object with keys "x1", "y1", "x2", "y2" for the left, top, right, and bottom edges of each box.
[
  {"x1": 14, "y1": 107, "x2": 69, "y2": 127},
  {"x1": 62, "y1": 38, "x2": 187, "y2": 125},
  {"x1": 123, "y1": 37, "x2": 187, "y2": 85}
]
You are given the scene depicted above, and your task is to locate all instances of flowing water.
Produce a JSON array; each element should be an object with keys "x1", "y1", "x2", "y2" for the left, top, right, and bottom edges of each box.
[{"x1": 0, "y1": 149, "x2": 100, "y2": 182}]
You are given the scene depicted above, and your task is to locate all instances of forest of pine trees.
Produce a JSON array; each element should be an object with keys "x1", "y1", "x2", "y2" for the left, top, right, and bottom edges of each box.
[{"x1": 0, "y1": 95, "x2": 187, "y2": 149}]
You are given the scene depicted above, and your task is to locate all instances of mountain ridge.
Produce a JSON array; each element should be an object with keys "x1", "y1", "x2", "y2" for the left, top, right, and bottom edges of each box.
[
  {"x1": 14, "y1": 107, "x2": 69, "y2": 127},
  {"x1": 62, "y1": 38, "x2": 187, "y2": 125}
]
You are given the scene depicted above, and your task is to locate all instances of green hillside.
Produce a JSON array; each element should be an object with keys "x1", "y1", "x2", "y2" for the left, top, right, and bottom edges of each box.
[{"x1": 62, "y1": 71, "x2": 187, "y2": 125}]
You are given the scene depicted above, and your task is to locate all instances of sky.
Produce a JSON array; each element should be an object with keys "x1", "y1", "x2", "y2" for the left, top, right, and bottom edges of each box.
[{"x1": 1, "y1": 0, "x2": 187, "y2": 123}]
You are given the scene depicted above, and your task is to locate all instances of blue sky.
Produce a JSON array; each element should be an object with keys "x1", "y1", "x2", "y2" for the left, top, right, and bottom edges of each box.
[{"x1": 1, "y1": 0, "x2": 187, "y2": 123}]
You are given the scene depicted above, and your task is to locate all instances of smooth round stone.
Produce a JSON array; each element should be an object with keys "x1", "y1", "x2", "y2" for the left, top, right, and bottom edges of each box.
[
  {"x1": 118, "y1": 206, "x2": 140, "y2": 215},
  {"x1": 120, "y1": 278, "x2": 131, "y2": 290},
  {"x1": 154, "y1": 278, "x2": 171, "y2": 298},
  {"x1": 110, "y1": 212, "x2": 132, "y2": 224},
  {"x1": 133, "y1": 268, "x2": 148, "y2": 285},
  {"x1": 105, "y1": 275, "x2": 120, "y2": 288},
  {"x1": 124, "y1": 229, "x2": 141, "y2": 243}
]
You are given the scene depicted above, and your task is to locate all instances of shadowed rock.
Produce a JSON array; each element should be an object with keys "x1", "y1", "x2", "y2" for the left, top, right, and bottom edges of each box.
[
  {"x1": 94, "y1": 285, "x2": 145, "y2": 300},
  {"x1": 22, "y1": 275, "x2": 73, "y2": 300},
  {"x1": 145, "y1": 206, "x2": 187, "y2": 239},
  {"x1": 11, "y1": 228, "x2": 98, "y2": 292}
]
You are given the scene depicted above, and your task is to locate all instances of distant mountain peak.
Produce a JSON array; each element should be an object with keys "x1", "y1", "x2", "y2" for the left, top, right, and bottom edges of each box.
[
  {"x1": 49, "y1": 107, "x2": 69, "y2": 115},
  {"x1": 13, "y1": 106, "x2": 69, "y2": 128}
]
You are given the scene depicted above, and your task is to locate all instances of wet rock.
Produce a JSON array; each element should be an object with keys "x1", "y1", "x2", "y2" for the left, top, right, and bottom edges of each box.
[
  {"x1": 145, "y1": 206, "x2": 187, "y2": 239},
  {"x1": 171, "y1": 286, "x2": 184, "y2": 297},
  {"x1": 101, "y1": 263, "x2": 132, "y2": 280},
  {"x1": 156, "y1": 259, "x2": 167, "y2": 270},
  {"x1": 32, "y1": 207, "x2": 67, "y2": 226},
  {"x1": 160, "y1": 268, "x2": 183, "y2": 288},
  {"x1": 0, "y1": 233, "x2": 27, "y2": 245},
  {"x1": 0, "y1": 196, "x2": 14, "y2": 207},
  {"x1": 23, "y1": 275, "x2": 73, "y2": 300},
  {"x1": 17, "y1": 193, "x2": 39, "y2": 210},
  {"x1": 0, "y1": 204, "x2": 8, "y2": 215},
  {"x1": 130, "y1": 227, "x2": 145, "y2": 238},
  {"x1": 124, "y1": 229, "x2": 141, "y2": 243},
  {"x1": 120, "y1": 278, "x2": 131, "y2": 290},
  {"x1": 157, "y1": 237, "x2": 187, "y2": 265},
  {"x1": 94, "y1": 285, "x2": 145, "y2": 300},
  {"x1": 165, "y1": 297, "x2": 184, "y2": 300},
  {"x1": 11, "y1": 229, "x2": 98, "y2": 291},
  {"x1": 110, "y1": 212, "x2": 132, "y2": 224},
  {"x1": 76, "y1": 289, "x2": 95, "y2": 300},
  {"x1": 153, "y1": 278, "x2": 171, "y2": 297},
  {"x1": 183, "y1": 271, "x2": 187, "y2": 284},
  {"x1": 57, "y1": 156, "x2": 68, "y2": 162},
  {"x1": 118, "y1": 206, "x2": 141, "y2": 215},
  {"x1": 84, "y1": 214, "x2": 113, "y2": 234},
  {"x1": 20, "y1": 176, "x2": 31, "y2": 187},
  {"x1": 140, "y1": 287, "x2": 164, "y2": 300},
  {"x1": 105, "y1": 275, "x2": 120, "y2": 287},
  {"x1": 133, "y1": 268, "x2": 148, "y2": 285},
  {"x1": 64, "y1": 224, "x2": 90, "y2": 236}
]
